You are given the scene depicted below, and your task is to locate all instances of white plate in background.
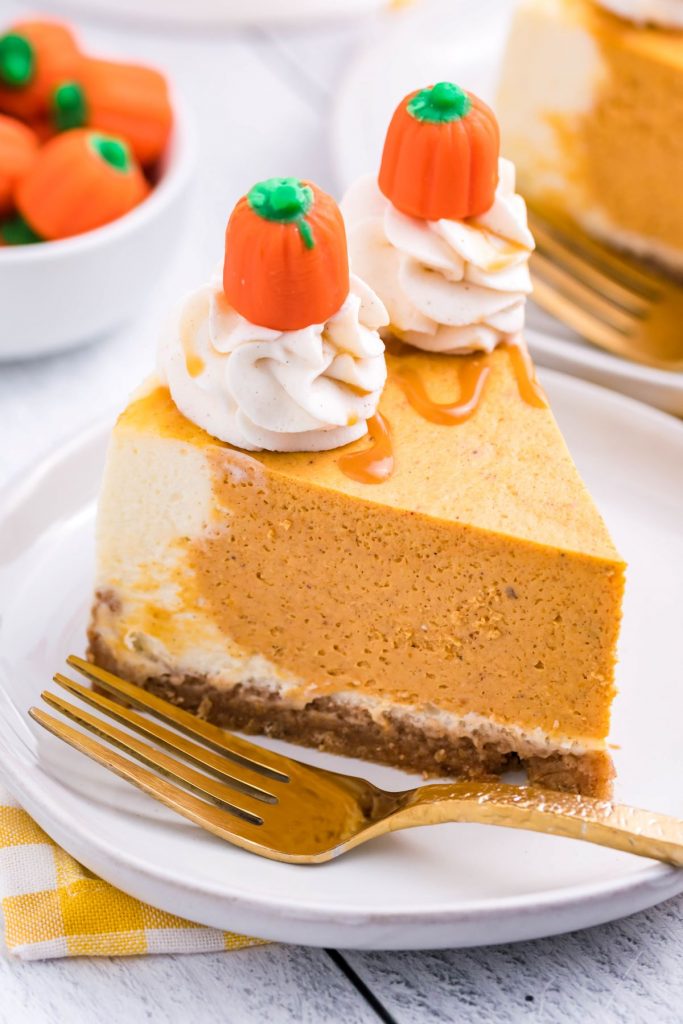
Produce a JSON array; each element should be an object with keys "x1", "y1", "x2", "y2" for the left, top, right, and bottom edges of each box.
[
  {"x1": 37, "y1": 0, "x2": 385, "y2": 28},
  {"x1": 1, "y1": 365, "x2": 682, "y2": 949},
  {"x1": 331, "y1": 0, "x2": 683, "y2": 416}
]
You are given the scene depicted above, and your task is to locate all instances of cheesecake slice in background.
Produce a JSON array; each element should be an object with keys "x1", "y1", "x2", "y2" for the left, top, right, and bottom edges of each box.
[{"x1": 497, "y1": 0, "x2": 683, "y2": 274}]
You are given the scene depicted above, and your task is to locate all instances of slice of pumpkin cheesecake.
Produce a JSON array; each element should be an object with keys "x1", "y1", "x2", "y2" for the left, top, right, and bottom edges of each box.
[
  {"x1": 90, "y1": 343, "x2": 624, "y2": 797},
  {"x1": 88, "y1": 96, "x2": 624, "y2": 798}
]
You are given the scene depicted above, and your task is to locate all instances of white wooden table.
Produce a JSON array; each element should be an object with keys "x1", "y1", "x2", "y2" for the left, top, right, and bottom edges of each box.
[{"x1": 1, "y1": 3, "x2": 682, "y2": 1020}]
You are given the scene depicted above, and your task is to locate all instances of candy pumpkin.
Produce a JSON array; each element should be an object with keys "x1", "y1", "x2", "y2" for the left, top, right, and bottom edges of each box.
[
  {"x1": 0, "y1": 20, "x2": 80, "y2": 120},
  {"x1": 16, "y1": 128, "x2": 149, "y2": 240},
  {"x1": 0, "y1": 114, "x2": 38, "y2": 215},
  {"x1": 21, "y1": 115, "x2": 56, "y2": 144},
  {"x1": 51, "y1": 57, "x2": 173, "y2": 166},
  {"x1": 223, "y1": 177, "x2": 350, "y2": 332},
  {"x1": 378, "y1": 81, "x2": 499, "y2": 221}
]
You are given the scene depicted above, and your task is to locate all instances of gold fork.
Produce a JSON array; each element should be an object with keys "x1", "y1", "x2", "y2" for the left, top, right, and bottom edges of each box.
[
  {"x1": 528, "y1": 205, "x2": 683, "y2": 372},
  {"x1": 29, "y1": 656, "x2": 683, "y2": 867}
]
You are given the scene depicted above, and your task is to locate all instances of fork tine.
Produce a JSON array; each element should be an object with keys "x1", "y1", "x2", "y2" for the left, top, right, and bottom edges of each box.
[
  {"x1": 39, "y1": 690, "x2": 267, "y2": 824},
  {"x1": 532, "y1": 250, "x2": 636, "y2": 334},
  {"x1": 531, "y1": 216, "x2": 650, "y2": 316},
  {"x1": 28, "y1": 707, "x2": 284, "y2": 856},
  {"x1": 53, "y1": 674, "x2": 277, "y2": 804},
  {"x1": 527, "y1": 206, "x2": 660, "y2": 298},
  {"x1": 530, "y1": 270, "x2": 641, "y2": 359},
  {"x1": 66, "y1": 655, "x2": 290, "y2": 783}
]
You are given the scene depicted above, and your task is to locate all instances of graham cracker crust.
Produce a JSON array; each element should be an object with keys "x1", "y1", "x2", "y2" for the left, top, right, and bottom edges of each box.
[{"x1": 88, "y1": 631, "x2": 614, "y2": 798}]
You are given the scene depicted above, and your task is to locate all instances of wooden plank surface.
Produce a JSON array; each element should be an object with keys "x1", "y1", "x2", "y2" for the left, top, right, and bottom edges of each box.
[
  {"x1": 0, "y1": 943, "x2": 381, "y2": 1024},
  {"x1": 3, "y1": 897, "x2": 683, "y2": 1024},
  {"x1": 346, "y1": 896, "x2": 683, "y2": 1023}
]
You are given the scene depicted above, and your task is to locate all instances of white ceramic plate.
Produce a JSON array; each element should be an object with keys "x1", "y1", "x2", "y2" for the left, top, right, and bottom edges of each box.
[
  {"x1": 38, "y1": 0, "x2": 384, "y2": 27},
  {"x1": 331, "y1": 0, "x2": 683, "y2": 417},
  {"x1": 1, "y1": 366, "x2": 683, "y2": 950}
]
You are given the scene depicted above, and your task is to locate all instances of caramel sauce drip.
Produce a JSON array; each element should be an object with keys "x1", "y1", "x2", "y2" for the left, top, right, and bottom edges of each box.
[
  {"x1": 181, "y1": 291, "x2": 209, "y2": 378},
  {"x1": 393, "y1": 357, "x2": 491, "y2": 426},
  {"x1": 336, "y1": 338, "x2": 545, "y2": 486},
  {"x1": 337, "y1": 413, "x2": 394, "y2": 484},
  {"x1": 503, "y1": 342, "x2": 548, "y2": 409}
]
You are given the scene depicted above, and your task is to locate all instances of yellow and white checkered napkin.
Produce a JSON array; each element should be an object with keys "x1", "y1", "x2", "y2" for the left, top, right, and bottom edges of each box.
[{"x1": 0, "y1": 784, "x2": 265, "y2": 960}]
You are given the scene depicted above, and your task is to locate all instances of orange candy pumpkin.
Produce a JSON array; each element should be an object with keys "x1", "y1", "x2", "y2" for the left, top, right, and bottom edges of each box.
[
  {"x1": 16, "y1": 128, "x2": 149, "y2": 240},
  {"x1": 0, "y1": 113, "x2": 38, "y2": 214},
  {"x1": 378, "y1": 81, "x2": 499, "y2": 221},
  {"x1": 0, "y1": 20, "x2": 80, "y2": 120},
  {"x1": 223, "y1": 178, "x2": 350, "y2": 332},
  {"x1": 51, "y1": 57, "x2": 173, "y2": 166},
  {"x1": 21, "y1": 115, "x2": 56, "y2": 144}
]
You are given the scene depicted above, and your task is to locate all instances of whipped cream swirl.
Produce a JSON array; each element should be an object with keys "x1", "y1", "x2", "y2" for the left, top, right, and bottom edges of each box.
[
  {"x1": 342, "y1": 158, "x2": 534, "y2": 354},
  {"x1": 597, "y1": 0, "x2": 683, "y2": 26},
  {"x1": 158, "y1": 274, "x2": 388, "y2": 453}
]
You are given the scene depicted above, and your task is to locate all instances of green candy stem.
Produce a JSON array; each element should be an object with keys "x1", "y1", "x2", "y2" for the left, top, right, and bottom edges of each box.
[
  {"x1": 0, "y1": 32, "x2": 34, "y2": 88},
  {"x1": 407, "y1": 81, "x2": 472, "y2": 124},
  {"x1": 1, "y1": 215, "x2": 41, "y2": 246},
  {"x1": 89, "y1": 133, "x2": 131, "y2": 172},
  {"x1": 247, "y1": 177, "x2": 316, "y2": 249},
  {"x1": 53, "y1": 81, "x2": 88, "y2": 131}
]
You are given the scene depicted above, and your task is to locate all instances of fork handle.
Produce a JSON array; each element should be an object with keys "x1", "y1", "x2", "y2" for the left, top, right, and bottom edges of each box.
[{"x1": 390, "y1": 782, "x2": 683, "y2": 868}]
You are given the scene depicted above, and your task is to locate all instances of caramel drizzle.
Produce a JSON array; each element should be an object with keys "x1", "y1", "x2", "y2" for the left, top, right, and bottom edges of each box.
[
  {"x1": 392, "y1": 357, "x2": 491, "y2": 425},
  {"x1": 180, "y1": 292, "x2": 209, "y2": 378},
  {"x1": 335, "y1": 340, "x2": 546, "y2": 486},
  {"x1": 503, "y1": 342, "x2": 548, "y2": 409},
  {"x1": 337, "y1": 413, "x2": 394, "y2": 484}
]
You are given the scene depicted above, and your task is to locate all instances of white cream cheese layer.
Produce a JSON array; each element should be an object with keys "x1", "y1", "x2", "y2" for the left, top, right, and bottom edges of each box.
[
  {"x1": 342, "y1": 159, "x2": 534, "y2": 354},
  {"x1": 158, "y1": 273, "x2": 388, "y2": 453}
]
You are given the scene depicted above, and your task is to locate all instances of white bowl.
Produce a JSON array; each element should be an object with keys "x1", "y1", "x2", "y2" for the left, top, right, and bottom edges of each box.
[{"x1": 0, "y1": 100, "x2": 195, "y2": 361}]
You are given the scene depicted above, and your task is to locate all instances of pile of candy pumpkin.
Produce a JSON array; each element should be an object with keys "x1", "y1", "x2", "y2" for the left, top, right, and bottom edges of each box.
[{"x1": 0, "y1": 18, "x2": 173, "y2": 246}]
